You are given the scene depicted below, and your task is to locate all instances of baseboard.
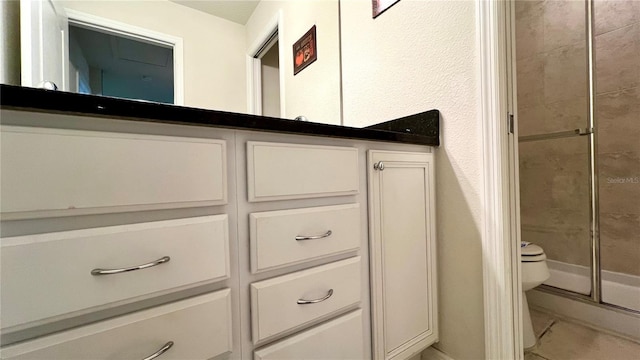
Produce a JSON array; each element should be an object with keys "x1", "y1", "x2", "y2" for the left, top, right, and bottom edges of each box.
[
  {"x1": 545, "y1": 259, "x2": 640, "y2": 310},
  {"x1": 421, "y1": 346, "x2": 454, "y2": 360}
]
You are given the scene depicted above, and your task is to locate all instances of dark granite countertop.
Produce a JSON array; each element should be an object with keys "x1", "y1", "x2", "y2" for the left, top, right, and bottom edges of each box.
[{"x1": 0, "y1": 84, "x2": 439, "y2": 146}]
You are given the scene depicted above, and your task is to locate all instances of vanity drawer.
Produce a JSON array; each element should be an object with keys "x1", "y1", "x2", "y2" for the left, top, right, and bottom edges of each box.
[
  {"x1": 1, "y1": 290, "x2": 233, "y2": 360},
  {"x1": 250, "y1": 257, "x2": 361, "y2": 344},
  {"x1": 254, "y1": 309, "x2": 364, "y2": 360},
  {"x1": 0, "y1": 126, "x2": 227, "y2": 218},
  {"x1": 247, "y1": 141, "x2": 359, "y2": 202},
  {"x1": 1, "y1": 215, "x2": 229, "y2": 329},
  {"x1": 250, "y1": 204, "x2": 360, "y2": 273}
]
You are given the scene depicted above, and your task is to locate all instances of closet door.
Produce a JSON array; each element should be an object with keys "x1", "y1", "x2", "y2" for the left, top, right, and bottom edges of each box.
[{"x1": 368, "y1": 150, "x2": 438, "y2": 360}]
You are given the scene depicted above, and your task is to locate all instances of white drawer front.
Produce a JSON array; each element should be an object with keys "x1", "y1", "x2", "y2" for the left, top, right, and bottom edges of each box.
[
  {"x1": 0, "y1": 126, "x2": 227, "y2": 218},
  {"x1": 1, "y1": 215, "x2": 229, "y2": 329},
  {"x1": 1, "y1": 290, "x2": 233, "y2": 360},
  {"x1": 254, "y1": 309, "x2": 364, "y2": 360},
  {"x1": 250, "y1": 204, "x2": 360, "y2": 273},
  {"x1": 247, "y1": 141, "x2": 359, "y2": 202},
  {"x1": 250, "y1": 257, "x2": 361, "y2": 344}
]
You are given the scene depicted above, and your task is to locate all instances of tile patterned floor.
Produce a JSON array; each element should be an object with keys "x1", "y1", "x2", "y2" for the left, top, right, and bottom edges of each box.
[{"x1": 525, "y1": 308, "x2": 640, "y2": 360}]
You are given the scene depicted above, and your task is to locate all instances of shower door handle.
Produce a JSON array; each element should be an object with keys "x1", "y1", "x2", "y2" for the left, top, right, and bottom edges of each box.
[{"x1": 519, "y1": 128, "x2": 594, "y2": 142}]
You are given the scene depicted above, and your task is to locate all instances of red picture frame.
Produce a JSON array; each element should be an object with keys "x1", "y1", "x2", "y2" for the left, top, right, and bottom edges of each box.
[{"x1": 293, "y1": 25, "x2": 317, "y2": 75}]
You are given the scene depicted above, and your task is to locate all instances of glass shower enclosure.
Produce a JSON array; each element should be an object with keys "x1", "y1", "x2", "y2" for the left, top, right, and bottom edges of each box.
[{"x1": 515, "y1": 0, "x2": 639, "y2": 312}]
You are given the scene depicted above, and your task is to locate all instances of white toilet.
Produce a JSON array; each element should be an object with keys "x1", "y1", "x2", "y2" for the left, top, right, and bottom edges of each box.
[{"x1": 521, "y1": 242, "x2": 550, "y2": 349}]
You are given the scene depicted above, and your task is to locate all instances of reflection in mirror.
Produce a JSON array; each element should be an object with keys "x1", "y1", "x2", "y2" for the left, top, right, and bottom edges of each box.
[
  {"x1": 2, "y1": 0, "x2": 342, "y2": 125},
  {"x1": 69, "y1": 24, "x2": 175, "y2": 104}
]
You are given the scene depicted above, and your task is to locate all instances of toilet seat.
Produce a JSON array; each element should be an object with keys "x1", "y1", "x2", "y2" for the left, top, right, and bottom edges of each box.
[{"x1": 521, "y1": 243, "x2": 546, "y2": 262}]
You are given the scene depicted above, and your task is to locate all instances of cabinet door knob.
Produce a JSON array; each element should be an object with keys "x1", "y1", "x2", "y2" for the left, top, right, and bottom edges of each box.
[
  {"x1": 142, "y1": 341, "x2": 174, "y2": 360},
  {"x1": 374, "y1": 161, "x2": 385, "y2": 171},
  {"x1": 297, "y1": 289, "x2": 334, "y2": 304},
  {"x1": 91, "y1": 256, "x2": 170, "y2": 275}
]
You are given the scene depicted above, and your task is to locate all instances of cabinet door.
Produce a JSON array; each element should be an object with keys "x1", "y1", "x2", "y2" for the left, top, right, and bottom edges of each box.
[{"x1": 368, "y1": 150, "x2": 438, "y2": 360}]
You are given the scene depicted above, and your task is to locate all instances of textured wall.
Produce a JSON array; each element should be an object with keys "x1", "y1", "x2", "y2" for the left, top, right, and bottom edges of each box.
[
  {"x1": 62, "y1": 0, "x2": 247, "y2": 112},
  {"x1": 340, "y1": 0, "x2": 485, "y2": 358}
]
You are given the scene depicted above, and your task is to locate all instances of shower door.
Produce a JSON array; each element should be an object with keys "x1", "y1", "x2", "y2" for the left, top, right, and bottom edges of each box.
[
  {"x1": 593, "y1": 0, "x2": 640, "y2": 312},
  {"x1": 515, "y1": 0, "x2": 594, "y2": 297},
  {"x1": 519, "y1": 136, "x2": 593, "y2": 296},
  {"x1": 516, "y1": 0, "x2": 640, "y2": 312}
]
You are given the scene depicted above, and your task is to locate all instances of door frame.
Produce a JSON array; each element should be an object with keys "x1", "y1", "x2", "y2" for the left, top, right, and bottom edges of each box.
[
  {"x1": 20, "y1": 0, "x2": 70, "y2": 90},
  {"x1": 64, "y1": 9, "x2": 184, "y2": 105},
  {"x1": 246, "y1": 11, "x2": 285, "y2": 117},
  {"x1": 477, "y1": 0, "x2": 524, "y2": 359}
]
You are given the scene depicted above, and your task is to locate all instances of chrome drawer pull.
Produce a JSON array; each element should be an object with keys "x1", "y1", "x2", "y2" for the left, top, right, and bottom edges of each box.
[
  {"x1": 142, "y1": 341, "x2": 174, "y2": 360},
  {"x1": 295, "y1": 230, "x2": 332, "y2": 241},
  {"x1": 91, "y1": 256, "x2": 171, "y2": 276},
  {"x1": 297, "y1": 289, "x2": 334, "y2": 305}
]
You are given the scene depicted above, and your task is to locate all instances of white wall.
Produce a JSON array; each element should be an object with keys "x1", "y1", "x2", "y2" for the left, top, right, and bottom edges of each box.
[
  {"x1": 340, "y1": 1, "x2": 485, "y2": 359},
  {"x1": 246, "y1": 0, "x2": 341, "y2": 125},
  {"x1": 61, "y1": 0, "x2": 247, "y2": 112},
  {"x1": 0, "y1": 0, "x2": 20, "y2": 85}
]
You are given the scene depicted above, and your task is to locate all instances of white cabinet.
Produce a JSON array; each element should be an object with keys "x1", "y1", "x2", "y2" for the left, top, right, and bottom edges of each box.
[
  {"x1": 241, "y1": 138, "x2": 369, "y2": 358},
  {"x1": 368, "y1": 150, "x2": 438, "y2": 360},
  {"x1": 1, "y1": 216, "x2": 229, "y2": 329},
  {"x1": 0, "y1": 120, "x2": 238, "y2": 358},
  {"x1": 249, "y1": 204, "x2": 360, "y2": 273},
  {"x1": 246, "y1": 141, "x2": 359, "y2": 201},
  {"x1": 0, "y1": 126, "x2": 227, "y2": 219},
  {"x1": 1, "y1": 290, "x2": 233, "y2": 360},
  {"x1": 253, "y1": 309, "x2": 365, "y2": 360},
  {"x1": 1, "y1": 112, "x2": 437, "y2": 360},
  {"x1": 250, "y1": 257, "x2": 361, "y2": 344}
]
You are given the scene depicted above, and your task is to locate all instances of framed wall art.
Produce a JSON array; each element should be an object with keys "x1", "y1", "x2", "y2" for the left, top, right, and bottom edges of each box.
[{"x1": 293, "y1": 25, "x2": 317, "y2": 75}]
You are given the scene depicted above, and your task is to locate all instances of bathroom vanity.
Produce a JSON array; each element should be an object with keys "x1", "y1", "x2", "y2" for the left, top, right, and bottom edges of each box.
[{"x1": 0, "y1": 85, "x2": 439, "y2": 360}]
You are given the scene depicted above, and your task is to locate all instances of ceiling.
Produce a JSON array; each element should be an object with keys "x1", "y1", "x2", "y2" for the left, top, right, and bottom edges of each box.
[{"x1": 169, "y1": 0, "x2": 260, "y2": 25}]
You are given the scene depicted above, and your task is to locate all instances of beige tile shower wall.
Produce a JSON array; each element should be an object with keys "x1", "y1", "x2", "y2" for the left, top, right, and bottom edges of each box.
[
  {"x1": 516, "y1": 0, "x2": 589, "y2": 137},
  {"x1": 516, "y1": 0, "x2": 591, "y2": 267},
  {"x1": 594, "y1": 0, "x2": 640, "y2": 277}
]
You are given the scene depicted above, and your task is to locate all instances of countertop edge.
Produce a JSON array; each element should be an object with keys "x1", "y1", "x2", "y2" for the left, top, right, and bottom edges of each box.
[{"x1": 0, "y1": 85, "x2": 440, "y2": 146}]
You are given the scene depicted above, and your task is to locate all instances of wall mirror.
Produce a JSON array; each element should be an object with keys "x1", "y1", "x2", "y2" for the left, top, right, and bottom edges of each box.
[{"x1": 10, "y1": 0, "x2": 342, "y2": 125}]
